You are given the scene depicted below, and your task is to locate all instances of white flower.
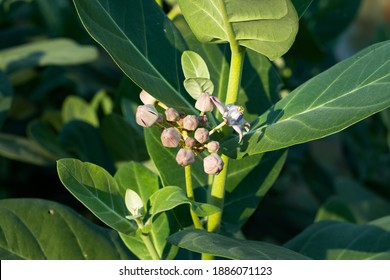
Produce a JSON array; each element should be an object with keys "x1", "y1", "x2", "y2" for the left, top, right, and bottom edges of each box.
[{"x1": 210, "y1": 96, "x2": 250, "y2": 143}]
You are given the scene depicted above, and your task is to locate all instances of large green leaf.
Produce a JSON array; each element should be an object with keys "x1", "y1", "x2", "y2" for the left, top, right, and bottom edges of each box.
[
  {"x1": 285, "y1": 217, "x2": 390, "y2": 260},
  {"x1": 177, "y1": 0, "x2": 299, "y2": 60},
  {"x1": 223, "y1": 149, "x2": 288, "y2": 230},
  {"x1": 56, "y1": 158, "x2": 136, "y2": 234},
  {"x1": 0, "y1": 38, "x2": 98, "y2": 72},
  {"x1": 0, "y1": 199, "x2": 134, "y2": 260},
  {"x1": 168, "y1": 230, "x2": 310, "y2": 260},
  {"x1": 0, "y1": 72, "x2": 13, "y2": 129},
  {"x1": 73, "y1": 0, "x2": 194, "y2": 112},
  {"x1": 222, "y1": 41, "x2": 390, "y2": 158}
]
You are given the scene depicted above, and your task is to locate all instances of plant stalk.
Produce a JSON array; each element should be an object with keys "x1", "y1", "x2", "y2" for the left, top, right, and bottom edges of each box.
[
  {"x1": 206, "y1": 0, "x2": 246, "y2": 254},
  {"x1": 185, "y1": 165, "x2": 204, "y2": 230},
  {"x1": 135, "y1": 218, "x2": 160, "y2": 260}
]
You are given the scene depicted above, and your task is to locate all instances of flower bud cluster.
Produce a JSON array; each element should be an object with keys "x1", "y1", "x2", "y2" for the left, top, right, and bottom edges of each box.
[{"x1": 135, "y1": 90, "x2": 224, "y2": 175}]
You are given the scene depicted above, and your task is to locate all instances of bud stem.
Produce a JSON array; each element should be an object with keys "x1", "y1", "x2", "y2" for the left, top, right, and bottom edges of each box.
[
  {"x1": 209, "y1": 120, "x2": 227, "y2": 136},
  {"x1": 185, "y1": 165, "x2": 203, "y2": 230}
]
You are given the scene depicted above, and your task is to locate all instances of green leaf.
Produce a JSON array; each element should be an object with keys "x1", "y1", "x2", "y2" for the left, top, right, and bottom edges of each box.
[
  {"x1": 114, "y1": 161, "x2": 160, "y2": 211},
  {"x1": 223, "y1": 150, "x2": 288, "y2": 229},
  {"x1": 60, "y1": 121, "x2": 115, "y2": 172},
  {"x1": 183, "y1": 78, "x2": 214, "y2": 99},
  {"x1": 90, "y1": 89, "x2": 113, "y2": 115},
  {"x1": 100, "y1": 113, "x2": 149, "y2": 162},
  {"x1": 73, "y1": 0, "x2": 194, "y2": 112},
  {"x1": 314, "y1": 196, "x2": 357, "y2": 223},
  {"x1": 0, "y1": 38, "x2": 98, "y2": 72},
  {"x1": 0, "y1": 133, "x2": 56, "y2": 165},
  {"x1": 56, "y1": 158, "x2": 136, "y2": 234},
  {"x1": 173, "y1": 15, "x2": 230, "y2": 107},
  {"x1": 181, "y1": 50, "x2": 210, "y2": 79},
  {"x1": 0, "y1": 199, "x2": 134, "y2": 260},
  {"x1": 114, "y1": 162, "x2": 178, "y2": 260},
  {"x1": 150, "y1": 186, "x2": 219, "y2": 218},
  {"x1": 168, "y1": 229, "x2": 310, "y2": 260},
  {"x1": 28, "y1": 120, "x2": 69, "y2": 158},
  {"x1": 334, "y1": 177, "x2": 390, "y2": 224},
  {"x1": 177, "y1": 0, "x2": 299, "y2": 60},
  {"x1": 222, "y1": 41, "x2": 390, "y2": 158},
  {"x1": 0, "y1": 72, "x2": 13, "y2": 129},
  {"x1": 285, "y1": 217, "x2": 390, "y2": 260},
  {"x1": 62, "y1": 95, "x2": 99, "y2": 127}
]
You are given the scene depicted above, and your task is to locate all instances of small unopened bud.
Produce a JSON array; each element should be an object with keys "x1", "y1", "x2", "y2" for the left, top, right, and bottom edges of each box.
[
  {"x1": 207, "y1": 141, "x2": 220, "y2": 153},
  {"x1": 194, "y1": 128, "x2": 209, "y2": 144},
  {"x1": 198, "y1": 115, "x2": 208, "y2": 126},
  {"x1": 176, "y1": 148, "x2": 195, "y2": 166},
  {"x1": 183, "y1": 115, "x2": 199, "y2": 131},
  {"x1": 139, "y1": 90, "x2": 157, "y2": 105},
  {"x1": 136, "y1": 105, "x2": 159, "y2": 127},
  {"x1": 185, "y1": 137, "x2": 196, "y2": 148},
  {"x1": 165, "y1": 107, "x2": 179, "y2": 122},
  {"x1": 161, "y1": 127, "x2": 181, "y2": 147},
  {"x1": 203, "y1": 154, "x2": 224, "y2": 175},
  {"x1": 195, "y1": 93, "x2": 214, "y2": 112}
]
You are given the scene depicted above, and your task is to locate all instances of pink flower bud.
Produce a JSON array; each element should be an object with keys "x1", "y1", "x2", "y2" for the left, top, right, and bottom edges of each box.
[
  {"x1": 183, "y1": 115, "x2": 199, "y2": 131},
  {"x1": 135, "y1": 105, "x2": 159, "y2": 127},
  {"x1": 203, "y1": 154, "x2": 224, "y2": 175},
  {"x1": 207, "y1": 141, "x2": 220, "y2": 153},
  {"x1": 161, "y1": 127, "x2": 181, "y2": 147},
  {"x1": 176, "y1": 149, "x2": 195, "y2": 166},
  {"x1": 185, "y1": 137, "x2": 196, "y2": 148},
  {"x1": 139, "y1": 90, "x2": 157, "y2": 105},
  {"x1": 165, "y1": 107, "x2": 179, "y2": 122},
  {"x1": 195, "y1": 93, "x2": 214, "y2": 112},
  {"x1": 194, "y1": 128, "x2": 209, "y2": 144}
]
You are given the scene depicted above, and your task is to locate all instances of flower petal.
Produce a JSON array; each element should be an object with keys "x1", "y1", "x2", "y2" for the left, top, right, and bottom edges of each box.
[
  {"x1": 232, "y1": 125, "x2": 244, "y2": 143},
  {"x1": 210, "y1": 96, "x2": 226, "y2": 115}
]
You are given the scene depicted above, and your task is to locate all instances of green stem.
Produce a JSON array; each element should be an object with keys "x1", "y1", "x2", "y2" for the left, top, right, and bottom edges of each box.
[
  {"x1": 185, "y1": 165, "x2": 203, "y2": 230},
  {"x1": 206, "y1": 0, "x2": 246, "y2": 256},
  {"x1": 207, "y1": 154, "x2": 230, "y2": 233},
  {"x1": 135, "y1": 219, "x2": 160, "y2": 260}
]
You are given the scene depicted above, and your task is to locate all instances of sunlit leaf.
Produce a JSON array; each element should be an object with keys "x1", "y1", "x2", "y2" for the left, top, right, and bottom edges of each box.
[
  {"x1": 0, "y1": 38, "x2": 98, "y2": 72},
  {"x1": 222, "y1": 41, "x2": 390, "y2": 158},
  {"x1": 0, "y1": 199, "x2": 134, "y2": 260},
  {"x1": 177, "y1": 0, "x2": 299, "y2": 60},
  {"x1": 57, "y1": 158, "x2": 136, "y2": 234},
  {"x1": 114, "y1": 162, "x2": 178, "y2": 260}
]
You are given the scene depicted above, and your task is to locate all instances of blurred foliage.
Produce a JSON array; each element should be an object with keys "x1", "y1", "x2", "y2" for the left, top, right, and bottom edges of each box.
[{"x1": 0, "y1": 0, "x2": 389, "y2": 249}]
